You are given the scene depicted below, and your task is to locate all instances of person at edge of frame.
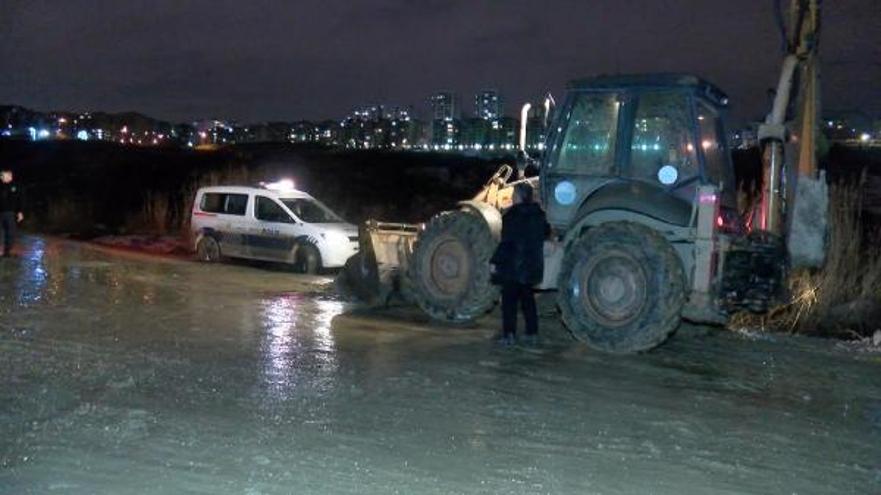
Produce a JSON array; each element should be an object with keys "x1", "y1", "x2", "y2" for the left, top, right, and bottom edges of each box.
[{"x1": 0, "y1": 169, "x2": 24, "y2": 258}]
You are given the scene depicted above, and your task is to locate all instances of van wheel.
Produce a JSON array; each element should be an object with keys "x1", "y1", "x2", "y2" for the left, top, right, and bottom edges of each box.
[
  {"x1": 557, "y1": 222, "x2": 685, "y2": 353},
  {"x1": 295, "y1": 244, "x2": 321, "y2": 274},
  {"x1": 196, "y1": 236, "x2": 221, "y2": 262}
]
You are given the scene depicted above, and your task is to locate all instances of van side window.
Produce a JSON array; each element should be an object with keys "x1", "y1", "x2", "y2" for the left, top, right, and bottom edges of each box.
[
  {"x1": 224, "y1": 194, "x2": 248, "y2": 215},
  {"x1": 256, "y1": 196, "x2": 294, "y2": 223},
  {"x1": 201, "y1": 193, "x2": 248, "y2": 216}
]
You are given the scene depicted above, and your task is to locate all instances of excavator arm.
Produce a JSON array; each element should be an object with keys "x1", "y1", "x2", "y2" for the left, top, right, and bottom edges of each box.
[{"x1": 757, "y1": 0, "x2": 826, "y2": 268}]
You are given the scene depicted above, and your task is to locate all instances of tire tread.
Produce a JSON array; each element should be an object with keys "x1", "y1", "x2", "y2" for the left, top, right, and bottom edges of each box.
[{"x1": 557, "y1": 222, "x2": 686, "y2": 353}]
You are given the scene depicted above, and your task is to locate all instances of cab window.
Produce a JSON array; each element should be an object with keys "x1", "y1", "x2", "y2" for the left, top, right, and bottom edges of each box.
[
  {"x1": 255, "y1": 196, "x2": 294, "y2": 223},
  {"x1": 554, "y1": 93, "x2": 620, "y2": 174},
  {"x1": 697, "y1": 101, "x2": 732, "y2": 188},
  {"x1": 628, "y1": 92, "x2": 697, "y2": 183}
]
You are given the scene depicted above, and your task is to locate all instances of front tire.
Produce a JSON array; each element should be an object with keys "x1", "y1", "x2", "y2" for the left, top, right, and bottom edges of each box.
[
  {"x1": 557, "y1": 222, "x2": 685, "y2": 353},
  {"x1": 196, "y1": 236, "x2": 221, "y2": 262},
  {"x1": 295, "y1": 243, "x2": 321, "y2": 274},
  {"x1": 407, "y1": 210, "x2": 498, "y2": 324},
  {"x1": 340, "y1": 251, "x2": 382, "y2": 303}
]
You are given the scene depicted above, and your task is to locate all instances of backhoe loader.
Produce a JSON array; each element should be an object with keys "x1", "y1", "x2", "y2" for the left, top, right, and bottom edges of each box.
[{"x1": 341, "y1": 0, "x2": 826, "y2": 353}]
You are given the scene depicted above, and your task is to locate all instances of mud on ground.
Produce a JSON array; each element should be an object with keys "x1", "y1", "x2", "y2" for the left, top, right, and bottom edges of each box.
[{"x1": 1, "y1": 236, "x2": 880, "y2": 494}]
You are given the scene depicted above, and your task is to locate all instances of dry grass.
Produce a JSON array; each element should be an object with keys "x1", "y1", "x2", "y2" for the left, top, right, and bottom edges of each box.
[
  {"x1": 732, "y1": 176, "x2": 881, "y2": 337},
  {"x1": 138, "y1": 191, "x2": 171, "y2": 235},
  {"x1": 46, "y1": 199, "x2": 91, "y2": 233}
]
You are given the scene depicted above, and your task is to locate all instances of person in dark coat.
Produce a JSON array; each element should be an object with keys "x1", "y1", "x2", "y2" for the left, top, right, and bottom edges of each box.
[
  {"x1": 0, "y1": 169, "x2": 24, "y2": 257},
  {"x1": 490, "y1": 182, "x2": 549, "y2": 345}
]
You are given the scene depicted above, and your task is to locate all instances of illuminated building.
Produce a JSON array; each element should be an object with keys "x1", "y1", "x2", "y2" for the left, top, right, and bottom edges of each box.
[
  {"x1": 475, "y1": 90, "x2": 502, "y2": 121},
  {"x1": 429, "y1": 92, "x2": 457, "y2": 122}
]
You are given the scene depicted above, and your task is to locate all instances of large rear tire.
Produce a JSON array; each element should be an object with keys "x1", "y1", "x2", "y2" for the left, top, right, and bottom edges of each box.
[
  {"x1": 407, "y1": 210, "x2": 498, "y2": 324},
  {"x1": 557, "y1": 222, "x2": 686, "y2": 353}
]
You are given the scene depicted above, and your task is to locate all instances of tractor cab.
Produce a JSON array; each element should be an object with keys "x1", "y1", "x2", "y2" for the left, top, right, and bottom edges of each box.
[{"x1": 539, "y1": 74, "x2": 736, "y2": 231}]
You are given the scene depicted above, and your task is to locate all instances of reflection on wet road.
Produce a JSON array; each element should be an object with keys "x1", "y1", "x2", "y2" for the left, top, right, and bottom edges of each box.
[
  {"x1": 1, "y1": 236, "x2": 879, "y2": 494},
  {"x1": 259, "y1": 293, "x2": 341, "y2": 404}
]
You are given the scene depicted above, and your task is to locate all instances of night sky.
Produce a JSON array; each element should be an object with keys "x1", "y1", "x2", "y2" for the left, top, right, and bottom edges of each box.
[{"x1": 1, "y1": 0, "x2": 879, "y2": 125}]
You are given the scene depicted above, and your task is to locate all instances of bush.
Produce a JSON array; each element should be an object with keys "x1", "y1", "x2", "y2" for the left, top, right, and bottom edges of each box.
[{"x1": 732, "y1": 176, "x2": 881, "y2": 338}]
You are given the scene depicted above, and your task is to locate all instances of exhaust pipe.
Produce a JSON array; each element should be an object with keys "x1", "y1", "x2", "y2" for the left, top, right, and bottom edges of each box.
[{"x1": 519, "y1": 102, "x2": 532, "y2": 153}]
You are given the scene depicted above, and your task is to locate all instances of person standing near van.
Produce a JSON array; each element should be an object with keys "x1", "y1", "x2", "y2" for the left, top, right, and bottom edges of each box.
[
  {"x1": 0, "y1": 169, "x2": 24, "y2": 257},
  {"x1": 490, "y1": 182, "x2": 549, "y2": 345}
]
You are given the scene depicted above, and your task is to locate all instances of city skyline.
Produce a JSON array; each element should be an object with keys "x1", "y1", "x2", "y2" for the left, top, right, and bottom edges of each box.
[
  {"x1": 0, "y1": 88, "x2": 544, "y2": 153},
  {"x1": 2, "y1": 86, "x2": 540, "y2": 129},
  {"x1": 5, "y1": 91, "x2": 878, "y2": 154}
]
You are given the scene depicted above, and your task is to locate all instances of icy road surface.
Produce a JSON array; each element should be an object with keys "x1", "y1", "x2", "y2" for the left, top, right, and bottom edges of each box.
[{"x1": 1, "y1": 236, "x2": 879, "y2": 494}]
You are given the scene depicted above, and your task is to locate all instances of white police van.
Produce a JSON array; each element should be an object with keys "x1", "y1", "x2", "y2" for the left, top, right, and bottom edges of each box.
[{"x1": 191, "y1": 180, "x2": 358, "y2": 273}]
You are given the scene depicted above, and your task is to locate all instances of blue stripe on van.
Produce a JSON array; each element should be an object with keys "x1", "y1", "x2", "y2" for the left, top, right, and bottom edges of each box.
[{"x1": 245, "y1": 234, "x2": 296, "y2": 251}]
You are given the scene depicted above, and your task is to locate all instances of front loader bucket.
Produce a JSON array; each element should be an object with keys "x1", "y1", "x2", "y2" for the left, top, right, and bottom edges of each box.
[{"x1": 339, "y1": 220, "x2": 421, "y2": 305}]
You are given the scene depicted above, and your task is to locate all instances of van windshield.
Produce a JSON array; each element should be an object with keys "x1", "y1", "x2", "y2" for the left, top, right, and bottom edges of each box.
[{"x1": 280, "y1": 198, "x2": 344, "y2": 223}]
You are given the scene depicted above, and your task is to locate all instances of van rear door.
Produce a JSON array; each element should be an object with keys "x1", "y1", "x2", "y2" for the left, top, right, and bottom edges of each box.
[
  {"x1": 197, "y1": 192, "x2": 250, "y2": 257},
  {"x1": 221, "y1": 193, "x2": 251, "y2": 257}
]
